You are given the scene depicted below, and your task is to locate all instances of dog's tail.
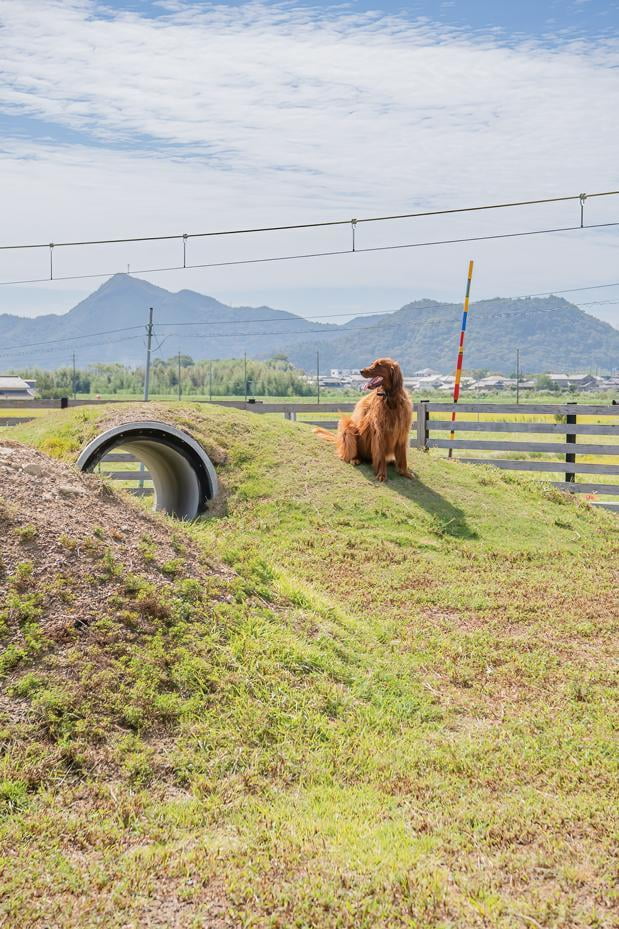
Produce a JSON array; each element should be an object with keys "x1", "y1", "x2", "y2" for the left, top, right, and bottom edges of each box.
[{"x1": 313, "y1": 426, "x2": 337, "y2": 444}]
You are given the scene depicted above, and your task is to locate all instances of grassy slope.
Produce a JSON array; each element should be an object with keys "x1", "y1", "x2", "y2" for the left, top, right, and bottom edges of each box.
[{"x1": 2, "y1": 404, "x2": 618, "y2": 929}]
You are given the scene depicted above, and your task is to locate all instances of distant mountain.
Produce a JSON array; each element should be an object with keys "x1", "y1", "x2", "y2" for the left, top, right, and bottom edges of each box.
[
  {"x1": 1, "y1": 274, "x2": 617, "y2": 373},
  {"x1": 0, "y1": 274, "x2": 337, "y2": 369},
  {"x1": 284, "y1": 297, "x2": 619, "y2": 374}
]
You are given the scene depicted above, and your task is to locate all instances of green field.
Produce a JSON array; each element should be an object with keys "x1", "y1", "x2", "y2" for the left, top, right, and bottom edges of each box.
[{"x1": 1, "y1": 404, "x2": 618, "y2": 928}]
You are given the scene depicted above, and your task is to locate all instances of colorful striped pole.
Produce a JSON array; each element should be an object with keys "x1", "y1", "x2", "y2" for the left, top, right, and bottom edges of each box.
[{"x1": 448, "y1": 260, "x2": 474, "y2": 459}]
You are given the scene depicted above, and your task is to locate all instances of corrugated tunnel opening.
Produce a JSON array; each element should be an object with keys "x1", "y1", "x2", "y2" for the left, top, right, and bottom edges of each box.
[{"x1": 77, "y1": 421, "x2": 218, "y2": 519}]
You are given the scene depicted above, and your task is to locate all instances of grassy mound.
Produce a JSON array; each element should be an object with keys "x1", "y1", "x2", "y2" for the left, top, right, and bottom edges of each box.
[{"x1": 2, "y1": 404, "x2": 618, "y2": 928}]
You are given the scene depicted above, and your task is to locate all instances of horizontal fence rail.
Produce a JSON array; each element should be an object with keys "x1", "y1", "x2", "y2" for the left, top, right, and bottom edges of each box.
[
  {"x1": 459, "y1": 459, "x2": 619, "y2": 475},
  {"x1": 0, "y1": 417, "x2": 34, "y2": 426},
  {"x1": 427, "y1": 439, "x2": 619, "y2": 455},
  {"x1": 97, "y1": 452, "x2": 154, "y2": 498},
  {"x1": 0, "y1": 398, "x2": 357, "y2": 414},
  {"x1": 550, "y1": 481, "x2": 619, "y2": 494},
  {"x1": 422, "y1": 402, "x2": 619, "y2": 416},
  {"x1": 427, "y1": 420, "x2": 618, "y2": 435}
]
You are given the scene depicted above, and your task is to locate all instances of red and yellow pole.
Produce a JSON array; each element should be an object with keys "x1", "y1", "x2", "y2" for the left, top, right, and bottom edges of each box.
[{"x1": 448, "y1": 260, "x2": 474, "y2": 459}]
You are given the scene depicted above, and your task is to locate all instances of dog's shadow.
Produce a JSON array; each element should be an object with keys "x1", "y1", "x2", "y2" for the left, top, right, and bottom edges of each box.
[{"x1": 357, "y1": 462, "x2": 478, "y2": 540}]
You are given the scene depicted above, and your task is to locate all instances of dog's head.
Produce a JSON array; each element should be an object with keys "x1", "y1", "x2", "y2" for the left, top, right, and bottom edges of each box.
[{"x1": 360, "y1": 358, "x2": 403, "y2": 394}]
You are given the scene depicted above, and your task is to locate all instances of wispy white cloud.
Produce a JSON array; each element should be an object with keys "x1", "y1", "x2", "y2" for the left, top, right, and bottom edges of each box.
[{"x1": 0, "y1": 0, "x2": 617, "y2": 320}]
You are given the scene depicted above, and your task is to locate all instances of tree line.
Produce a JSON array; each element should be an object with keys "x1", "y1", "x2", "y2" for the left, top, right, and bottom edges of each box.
[{"x1": 11, "y1": 355, "x2": 317, "y2": 399}]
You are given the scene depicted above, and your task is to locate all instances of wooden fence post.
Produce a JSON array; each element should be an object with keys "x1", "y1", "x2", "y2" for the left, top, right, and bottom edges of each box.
[
  {"x1": 416, "y1": 400, "x2": 429, "y2": 450},
  {"x1": 566, "y1": 402, "x2": 577, "y2": 484}
]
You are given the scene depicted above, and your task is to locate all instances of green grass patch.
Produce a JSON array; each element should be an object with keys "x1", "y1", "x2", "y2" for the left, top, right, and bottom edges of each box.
[{"x1": 2, "y1": 403, "x2": 618, "y2": 928}]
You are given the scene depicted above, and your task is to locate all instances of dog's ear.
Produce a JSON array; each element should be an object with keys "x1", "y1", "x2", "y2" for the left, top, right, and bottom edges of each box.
[{"x1": 388, "y1": 360, "x2": 403, "y2": 391}]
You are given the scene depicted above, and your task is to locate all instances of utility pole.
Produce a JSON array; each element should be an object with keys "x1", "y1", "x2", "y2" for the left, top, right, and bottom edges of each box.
[
  {"x1": 144, "y1": 306, "x2": 154, "y2": 401},
  {"x1": 72, "y1": 352, "x2": 76, "y2": 399},
  {"x1": 209, "y1": 361, "x2": 212, "y2": 402},
  {"x1": 244, "y1": 352, "x2": 248, "y2": 403},
  {"x1": 516, "y1": 348, "x2": 520, "y2": 405},
  {"x1": 316, "y1": 350, "x2": 320, "y2": 404},
  {"x1": 177, "y1": 351, "x2": 181, "y2": 401}
]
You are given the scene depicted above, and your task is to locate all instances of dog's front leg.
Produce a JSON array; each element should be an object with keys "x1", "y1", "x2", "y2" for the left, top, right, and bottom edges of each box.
[{"x1": 371, "y1": 434, "x2": 388, "y2": 482}]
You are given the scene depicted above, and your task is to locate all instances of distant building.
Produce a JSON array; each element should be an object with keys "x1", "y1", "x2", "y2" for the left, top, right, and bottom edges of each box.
[
  {"x1": 412, "y1": 368, "x2": 438, "y2": 377},
  {"x1": 597, "y1": 377, "x2": 619, "y2": 391},
  {"x1": 406, "y1": 375, "x2": 444, "y2": 389},
  {"x1": 469, "y1": 376, "x2": 514, "y2": 390},
  {"x1": 0, "y1": 376, "x2": 36, "y2": 400},
  {"x1": 546, "y1": 373, "x2": 594, "y2": 387},
  {"x1": 330, "y1": 368, "x2": 359, "y2": 378},
  {"x1": 543, "y1": 373, "x2": 609, "y2": 391}
]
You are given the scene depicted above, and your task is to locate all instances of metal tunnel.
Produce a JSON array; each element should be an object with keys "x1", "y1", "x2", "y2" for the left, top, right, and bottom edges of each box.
[{"x1": 76, "y1": 421, "x2": 218, "y2": 519}]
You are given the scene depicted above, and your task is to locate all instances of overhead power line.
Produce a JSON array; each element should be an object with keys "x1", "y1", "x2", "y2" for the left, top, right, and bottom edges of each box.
[
  {"x1": 1, "y1": 219, "x2": 618, "y2": 290},
  {"x1": 1, "y1": 324, "x2": 144, "y2": 353},
  {"x1": 1, "y1": 188, "x2": 617, "y2": 252},
  {"x1": 0, "y1": 334, "x2": 145, "y2": 361}
]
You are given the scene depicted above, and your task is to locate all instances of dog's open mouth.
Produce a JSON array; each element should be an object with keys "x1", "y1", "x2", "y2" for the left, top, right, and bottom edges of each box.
[{"x1": 365, "y1": 375, "x2": 383, "y2": 390}]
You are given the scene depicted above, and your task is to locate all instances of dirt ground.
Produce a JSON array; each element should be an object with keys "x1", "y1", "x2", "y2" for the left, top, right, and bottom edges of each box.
[{"x1": 0, "y1": 439, "x2": 228, "y2": 644}]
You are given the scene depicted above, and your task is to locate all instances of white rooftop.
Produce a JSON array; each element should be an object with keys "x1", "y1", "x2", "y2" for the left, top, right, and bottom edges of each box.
[{"x1": 0, "y1": 376, "x2": 32, "y2": 390}]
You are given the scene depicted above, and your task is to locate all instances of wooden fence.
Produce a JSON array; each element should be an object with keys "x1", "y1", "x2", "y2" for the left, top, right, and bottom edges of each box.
[
  {"x1": 1, "y1": 398, "x2": 617, "y2": 510},
  {"x1": 95, "y1": 452, "x2": 154, "y2": 497}
]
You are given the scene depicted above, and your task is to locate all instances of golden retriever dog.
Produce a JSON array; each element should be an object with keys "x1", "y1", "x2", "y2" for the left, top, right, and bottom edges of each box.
[{"x1": 315, "y1": 357, "x2": 413, "y2": 481}]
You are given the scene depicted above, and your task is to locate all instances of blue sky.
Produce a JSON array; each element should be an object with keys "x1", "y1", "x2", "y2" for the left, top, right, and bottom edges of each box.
[
  {"x1": 0, "y1": 0, "x2": 618, "y2": 335},
  {"x1": 105, "y1": 0, "x2": 619, "y2": 36}
]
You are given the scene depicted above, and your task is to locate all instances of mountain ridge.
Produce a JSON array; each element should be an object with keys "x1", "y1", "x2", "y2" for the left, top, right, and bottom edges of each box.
[{"x1": 1, "y1": 274, "x2": 617, "y2": 373}]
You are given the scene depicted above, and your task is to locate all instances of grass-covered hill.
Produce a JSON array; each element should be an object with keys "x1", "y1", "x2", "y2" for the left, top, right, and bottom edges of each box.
[{"x1": 2, "y1": 405, "x2": 618, "y2": 928}]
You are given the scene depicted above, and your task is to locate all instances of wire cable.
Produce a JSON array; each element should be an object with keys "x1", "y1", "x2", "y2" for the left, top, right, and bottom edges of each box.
[
  {"x1": 1, "y1": 219, "x2": 618, "y2": 290},
  {"x1": 1, "y1": 188, "x2": 617, "y2": 252},
  {"x1": 0, "y1": 334, "x2": 145, "y2": 361},
  {"x1": 0, "y1": 324, "x2": 145, "y2": 353}
]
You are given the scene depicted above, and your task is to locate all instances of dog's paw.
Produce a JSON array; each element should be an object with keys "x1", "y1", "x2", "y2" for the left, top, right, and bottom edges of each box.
[
  {"x1": 351, "y1": 458, "x2": 361, "y2": 466},
  {"x1": 376, "y1": 473, "x2": 387, "y2": 482},
  {"x1": 398, "y1": 469, "x2": 414, "y2": 479}
]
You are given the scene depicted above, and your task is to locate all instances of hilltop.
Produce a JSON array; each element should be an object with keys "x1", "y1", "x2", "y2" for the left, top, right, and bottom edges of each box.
[
  {"x1": 2, "y1": 404, "x2": 617, "y2": 928},
  {"x1": 2, "y1": 274, "x2": 618, "y2": 372}
]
